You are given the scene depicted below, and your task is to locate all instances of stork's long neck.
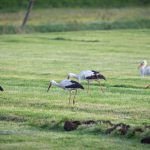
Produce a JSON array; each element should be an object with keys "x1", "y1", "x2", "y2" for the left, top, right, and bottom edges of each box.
[
  {"x1": 69, "y1": 73, "x2": 81, "y2": 82},
  {"x1": 140, "y1": 65, "x2": 146, "y2": 77},
  {"x1": 52, "y1": 81, "x2": 61, "y2": 87},
  {"x1": 142, "y1": 64, "x2": 146, "y2": 68},
  {"x1": 71, "y1": 73, "x2": 80, "y2": 80},
  {"x1": 76, "y1": 74, "x2": 82, "y2": 82}
]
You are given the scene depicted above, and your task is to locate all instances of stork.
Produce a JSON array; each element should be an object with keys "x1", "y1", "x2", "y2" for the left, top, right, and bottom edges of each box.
[
  {"x1": 47, "y1": 79, "x2": 84, "y2": 104},
  {"x1": 138, "y1": 60, "x2": 150, "y2": 77},
  {"x1": 0, "y1": 86, "x2": 4, "y2": 91},
  {"x1": 67, "y1": 70, "x2": 106, "y2": 92}
]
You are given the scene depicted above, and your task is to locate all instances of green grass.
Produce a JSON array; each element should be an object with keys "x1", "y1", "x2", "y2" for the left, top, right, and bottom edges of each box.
[
  {"x1": 0, "y1": 7, "x2": 150, "y2": 33},
  {"x1": 0, "y1": 29, "x2": 150, "y2": 149},
  {"x1": 1, "y1": 8, "x2": 150, "y2": 25}
]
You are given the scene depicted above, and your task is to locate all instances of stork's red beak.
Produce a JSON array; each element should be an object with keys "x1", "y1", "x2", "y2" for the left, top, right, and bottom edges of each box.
[{"x1": 47, "y1": 83, "x2": 52, "y2": 92}]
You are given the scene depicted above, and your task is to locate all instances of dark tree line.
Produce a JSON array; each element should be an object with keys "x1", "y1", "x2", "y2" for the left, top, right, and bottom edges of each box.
[{"x1": 0, "y1": 0, "x2": 150, "y2": 9}]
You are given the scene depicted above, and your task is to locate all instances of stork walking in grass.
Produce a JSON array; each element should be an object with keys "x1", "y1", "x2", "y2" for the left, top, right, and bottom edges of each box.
[
  {"x1": 138, "y1": 60, "x2": 150, "y2": 77},
  {"x1": 67, "y1": 70, "x2": 106, "y2": 92},
  {"x1": 47, "y1": 79, "x2": 84, "y2": 104}
]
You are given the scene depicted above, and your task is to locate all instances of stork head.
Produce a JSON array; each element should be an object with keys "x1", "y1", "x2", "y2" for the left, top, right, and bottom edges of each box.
[
  {"x1": 47, "y1": 80, "x2": 56, "y2": 92},
  {"x1": 138, "y1": 60, "x2": 147, "y2": 68}
]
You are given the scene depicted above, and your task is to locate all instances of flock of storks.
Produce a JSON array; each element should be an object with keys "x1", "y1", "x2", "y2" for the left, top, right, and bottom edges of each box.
[
  {"x1": 47, "y1": 60, "x2": 150, "y2": 104},
  {"x1": 47, "y1": 70, "x2": 106, "y2": 104},
  {"x1": 0, "y1": 60, "x2": 150, "y2": 104}
]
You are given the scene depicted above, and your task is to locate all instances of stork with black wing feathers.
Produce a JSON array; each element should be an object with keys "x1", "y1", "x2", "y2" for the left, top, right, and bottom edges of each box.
[
  {"x1": 47, "y1": 79, "x2": 84, "y2": 104},
  {"x1": 67, "y1": 70, "x2": 106, "y2": 92}
]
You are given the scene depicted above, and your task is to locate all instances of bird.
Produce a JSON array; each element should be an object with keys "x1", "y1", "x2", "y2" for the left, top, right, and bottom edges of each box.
[
  {"x1": 67, "y1": 70, "x2": 106, "y2": 92},
  {"x1": 47, "y1": 79, "x2": 84, "y2": 104},
  {"x1": 0, "y1": 86, "x2": 4, "y2": 91},
  {"x1": 138, "y1": 60, "x2": 150, "y2": 77}
]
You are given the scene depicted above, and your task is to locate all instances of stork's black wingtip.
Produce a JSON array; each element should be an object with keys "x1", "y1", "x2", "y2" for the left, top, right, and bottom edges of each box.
[
  {"x1": 80, "y1": 84, "x2": 84, "y2": 90},
  {"x1": 0, "y1": 86, "x2": 4, "y2": 91},
  {"x1": 102, "y1": 76, "x2": 106, "y2": 81}
]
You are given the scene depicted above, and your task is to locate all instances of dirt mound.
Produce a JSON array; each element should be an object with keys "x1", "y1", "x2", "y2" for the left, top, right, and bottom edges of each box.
[{"x1": 141, "y1": 137, "x2": 150, "y2": 144}]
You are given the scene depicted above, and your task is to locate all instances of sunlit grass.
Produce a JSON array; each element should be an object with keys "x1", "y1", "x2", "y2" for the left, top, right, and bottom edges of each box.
[{"x1": 0, "y1": 29, "x2": 150, "y2": 149}]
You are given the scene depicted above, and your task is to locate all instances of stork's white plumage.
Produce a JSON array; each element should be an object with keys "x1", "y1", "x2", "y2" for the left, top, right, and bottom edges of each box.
[
  {"x1": 47, "y1": 79, "x2": 84, "y2": 104},
  {"x1": 67, "y1": 70, "x2": 106, "y2": 92},
  {"x1": 138, "y1": 60, "x2": 150, "y2": 77}
]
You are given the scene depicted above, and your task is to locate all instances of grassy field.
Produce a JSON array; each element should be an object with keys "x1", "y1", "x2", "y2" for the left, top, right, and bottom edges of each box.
[
  {"x1": 1, "y1": 7, "x2": 150, "y2": 25},
  {"x1": 0, "y1": 7, "x2": 150, "y2": 33},
  {"x1": 0, "y1": 29, "x2": 150, "y2": 149}
]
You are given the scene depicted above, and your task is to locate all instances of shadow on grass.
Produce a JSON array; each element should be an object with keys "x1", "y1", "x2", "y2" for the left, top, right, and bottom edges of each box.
[
  {"x1": 92, "y1": 82, "x2": 147, "y2": 90},
  {"x1": 1, "y1": 19, "x2": 150, "y2": 34},
  {"x1": 51, "y1": 37, "x2": 99, "y2": 43},
  {"x1": 0, "y1": 115, "x2": 26, "y2": 122},
  {"x1": 112, "y1": 84, "x2": 143, "y2": 89}
]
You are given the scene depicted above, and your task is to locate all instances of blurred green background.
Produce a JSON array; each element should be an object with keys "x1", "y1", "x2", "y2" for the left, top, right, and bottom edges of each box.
[
  {"x1": 0, "y1": 0, "x2": 150, "y2": 11},
  {"x1": 0, "y1": 0, "x2": 150, "y2": 34}
]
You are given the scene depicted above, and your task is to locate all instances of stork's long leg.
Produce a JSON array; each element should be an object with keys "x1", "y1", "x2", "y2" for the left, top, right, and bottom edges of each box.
[
  {"x1": 73, "y1": 90, "x2": 77, "y2": 105},
  {"x1": 69, "y1": 91, "x2": 72, "y2": 104},
  {"x1": 96, "y1": 80, "x2": 104, "y2": 93},
  {"x1": 87, "y1": 80, "x2": 90, "y2": 93}
]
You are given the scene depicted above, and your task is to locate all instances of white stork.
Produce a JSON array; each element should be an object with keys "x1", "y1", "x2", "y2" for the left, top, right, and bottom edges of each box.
[
  {"x1": 67, "y1": 70, "x2": 106, "y2": 92},
  {"x1": 138, "y1": 60, "x2": 150, "y2": 77},
  {"x1": 47, "y1": 79, "x2": 84, "y2": 104}
]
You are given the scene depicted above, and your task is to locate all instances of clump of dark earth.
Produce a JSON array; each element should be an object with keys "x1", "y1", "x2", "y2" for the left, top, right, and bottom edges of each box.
[
  {"x1": 64, "y1": 121, "x2": 81, "y2": 131},
  {"x1": 0, "y1": 115, "x2": 26, "y2": 122},
  {"x1": 141, "y1": 137, "x2": 150, "y2": 144},
  {"x1": 106, "y1": 123, "x2": 130, "y2": 135},
  {"x1": 63, "y1": 119, "x2": 150, "y2": 144},
  {"x1": 83, "y1": 120, "x2": 96, "y2": 125},
  {"x1": 134, "y1": 127, "x2": 144, "y2": 132},
  {"x1": 64, "y1": 120, "x2": 114, "y2": 131}
]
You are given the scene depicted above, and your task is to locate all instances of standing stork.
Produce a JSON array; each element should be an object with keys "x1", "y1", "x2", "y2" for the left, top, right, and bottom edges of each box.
[
  {"x1": 67, "y1": 70, "x2": 106, "y2": 92},
  {"x1": 47, "y1": 79, "x2": 84, "y2": 104},
  {"x1": 138, "y1": 60, "x2": 150, "y2": 77},
  {"x1": 0, "y1": 86, "x2": 4, "y2": 91}
]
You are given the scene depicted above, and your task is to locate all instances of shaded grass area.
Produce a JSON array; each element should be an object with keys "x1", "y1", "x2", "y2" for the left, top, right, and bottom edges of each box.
[
  {"x1": 0, "y1": 30, "x2": 150, "y2": 149},
  {"x1": 1, "y1": 19, "x2": 150, "y2": 34}
]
